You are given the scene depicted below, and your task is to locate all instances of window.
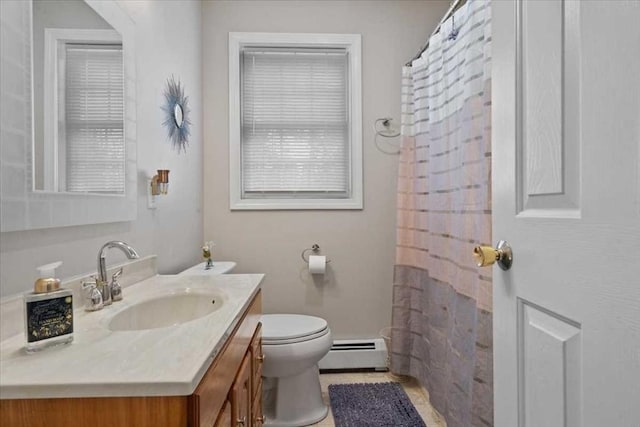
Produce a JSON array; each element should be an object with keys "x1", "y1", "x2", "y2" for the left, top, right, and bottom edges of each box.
[
  {"x1": 229, "y1": 33, "x2": 362, "y2": 210},
  {"x1": 63, "y1": 43, "x2": 124, "y2": 193},
  {"x1": 44, "y1": 29, "x2": 124, "y2": 194}
]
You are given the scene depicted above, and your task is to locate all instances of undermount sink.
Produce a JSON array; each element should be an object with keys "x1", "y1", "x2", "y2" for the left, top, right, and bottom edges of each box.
[{"x1": 108, "y1": 290, "x2": 223, "y2": 331}]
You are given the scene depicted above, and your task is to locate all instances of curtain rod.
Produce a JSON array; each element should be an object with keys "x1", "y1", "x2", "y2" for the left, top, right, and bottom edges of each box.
[{"x1": 405, "y1": 0, "x2": 467, "y2": 67}]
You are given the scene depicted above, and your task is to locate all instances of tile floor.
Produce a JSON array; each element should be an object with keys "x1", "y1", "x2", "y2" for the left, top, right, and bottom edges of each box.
[{"x1": 310, "y1": 371, "x2": 447, "y2": 427}]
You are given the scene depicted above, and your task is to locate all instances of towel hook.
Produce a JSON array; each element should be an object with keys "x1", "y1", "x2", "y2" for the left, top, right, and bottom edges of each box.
[
  {"x1": 373, "y1": 117, "x2": 400, "y2": 155},
  {"x1": 374, "y1": 117, "x2": 400, "y2": 138}
]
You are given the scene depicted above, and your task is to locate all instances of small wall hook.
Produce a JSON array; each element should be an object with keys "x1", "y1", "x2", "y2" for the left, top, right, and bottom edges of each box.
[{"x1": 373, "y1": 117, "x2": 401, "y2": 155}]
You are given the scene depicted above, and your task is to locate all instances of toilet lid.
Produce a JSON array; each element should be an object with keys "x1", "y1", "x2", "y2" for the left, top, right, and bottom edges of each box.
[{"x1": 261, "y1": 314, "x2": 328, "y2": 344}]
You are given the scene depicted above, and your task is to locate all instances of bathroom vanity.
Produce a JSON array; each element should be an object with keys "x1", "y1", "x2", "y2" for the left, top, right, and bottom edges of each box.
[
  {"x1": 0, "y1": 272, "x2": 264, "y2": 427},
  {"x1": 192, "y1": 294, "x2": 264, "y2": 427}
]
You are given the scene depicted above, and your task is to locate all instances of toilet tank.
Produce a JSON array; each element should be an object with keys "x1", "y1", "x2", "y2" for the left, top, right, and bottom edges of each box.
[{"x1": 177, "y1": 261, "x2": 236, "y2": 275}]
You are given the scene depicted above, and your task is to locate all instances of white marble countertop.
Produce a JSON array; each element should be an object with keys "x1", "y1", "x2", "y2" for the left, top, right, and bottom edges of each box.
[{"x1": 0, "y1": 273, "x2": 263, "y2": 399}]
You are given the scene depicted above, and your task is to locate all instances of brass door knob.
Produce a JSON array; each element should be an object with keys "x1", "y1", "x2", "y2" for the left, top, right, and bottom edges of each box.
[
  {"x1": 473, "y1": 240, "x2": 513, "y2": 270},
  {"x1": 256, "y1": 415, "x2": 266, "y2": 423},
  {"x1": 256, "y1": 354, "x2": 265, "y2": 362}
]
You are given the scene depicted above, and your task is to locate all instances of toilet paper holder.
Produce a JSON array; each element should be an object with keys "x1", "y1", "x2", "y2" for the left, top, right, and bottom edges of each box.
[{"x1": 301, "y1": 244, "x2": 331, "y2": 264}]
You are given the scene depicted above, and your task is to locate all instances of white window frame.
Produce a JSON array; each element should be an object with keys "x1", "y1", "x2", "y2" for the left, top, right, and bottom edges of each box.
[
  {"x1": 43, "y1": 28, "x2": 122, "y2": 193},
  {"x1": 229, "y1": 32, "x2": 363, "y2": 210}
]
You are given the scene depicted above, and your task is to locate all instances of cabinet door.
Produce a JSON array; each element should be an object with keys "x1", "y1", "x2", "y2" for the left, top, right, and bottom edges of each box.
[
  {"x1": 250, "y1": 325, "x2": 264, "y2": 427},
  {"x1": 250, "y1": 324, "x2": 263, "y2": 402},
  {"x1": 231, "y1": 354, "x2": 251, "y2": 427},
  {"x1": 252, "y1": 389, "x2": 264, "y2": 427},
  {"x1": 214, "y1": 400, "x2": 232, "y2": 427},
  {"x1": 189, "y1": 291, "x2": 262, "y2": 427}
]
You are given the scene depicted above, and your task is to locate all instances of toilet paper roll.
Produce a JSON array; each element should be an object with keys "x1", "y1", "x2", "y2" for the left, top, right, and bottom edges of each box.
[{"x1": 308, "y1": 255, "x2": 327, "y2": 275}]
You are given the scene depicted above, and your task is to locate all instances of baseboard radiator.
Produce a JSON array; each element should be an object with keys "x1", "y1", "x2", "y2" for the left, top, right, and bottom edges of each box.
[{"x1": 318, "y1": 338, "x2": 388, "y2": 371}]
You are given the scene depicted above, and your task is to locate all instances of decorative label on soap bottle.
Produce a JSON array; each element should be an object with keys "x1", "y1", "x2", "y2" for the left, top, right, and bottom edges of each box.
[
  {"x1": 24, "y1": 261, "x2": 74, "y2": 352},
  {"x1": 26, "y1": 295, "x2": 73, "y2": 343}
]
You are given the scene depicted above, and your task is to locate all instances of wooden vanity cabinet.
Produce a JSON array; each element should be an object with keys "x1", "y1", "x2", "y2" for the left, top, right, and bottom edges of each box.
[
  {"x1": 189, "y1": 291, "x2": 263, "y2": 427},
  {"x1": 0, "y1": 290, "x2": 263, "y2": 427},
  {"x1": 213, "y1": 324, "x2": 264, "y2": 427}
]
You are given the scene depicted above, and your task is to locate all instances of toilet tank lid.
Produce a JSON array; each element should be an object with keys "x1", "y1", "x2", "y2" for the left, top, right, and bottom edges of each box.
[
  {"x1": 177, "y1": 261, "x2": 236, "y2": 275},
  {"x1": 261, "y1": 314, "x2": 328, "y2": 341}
]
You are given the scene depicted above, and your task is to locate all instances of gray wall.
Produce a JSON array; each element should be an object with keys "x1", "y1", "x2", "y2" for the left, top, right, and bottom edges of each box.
[
  {"x1": 202, "y1": 0, "x2": 448, "y2": 339},
  {"x1": 1, "y1": 0, "x2": 449, "y2": 340},
  {"x1": 0, "y1": 0, "x2": 203, "y2": 297}
]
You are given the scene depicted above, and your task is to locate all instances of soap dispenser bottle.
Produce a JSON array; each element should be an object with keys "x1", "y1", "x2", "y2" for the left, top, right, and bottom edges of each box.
[{"x1": 24, "y1": 262, "x2": 74, "y2": 353}]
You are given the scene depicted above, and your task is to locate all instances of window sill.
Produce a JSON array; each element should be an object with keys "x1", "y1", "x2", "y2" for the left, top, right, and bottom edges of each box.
[{"x1": 230, "y1": 197, "x2": 363, "y2": 210}]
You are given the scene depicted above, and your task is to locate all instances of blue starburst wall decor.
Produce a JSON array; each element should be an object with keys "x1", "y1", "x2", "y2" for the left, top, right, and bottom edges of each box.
[{"x1": 161, "y1": 75, "x2": 191, "y2": 153}]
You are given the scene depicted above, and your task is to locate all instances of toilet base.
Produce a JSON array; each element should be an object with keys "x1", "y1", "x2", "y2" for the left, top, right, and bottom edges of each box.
[{"x1": 263, "y1": 364, "x2": 328, "y2": 427}]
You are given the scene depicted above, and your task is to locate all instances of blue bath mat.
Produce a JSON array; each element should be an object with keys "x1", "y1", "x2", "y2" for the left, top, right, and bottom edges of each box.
[{"x1": 328, "y1": 382, "x2": 427, "y2": 427}]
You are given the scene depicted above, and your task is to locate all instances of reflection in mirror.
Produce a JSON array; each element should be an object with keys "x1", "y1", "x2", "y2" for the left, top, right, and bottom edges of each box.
[
  {"x1": 33, "y1": 0, "x2": 124, "y2": 194},
  {"x1": 174, "y1": 104, "x2": 184, "y2": 128}
]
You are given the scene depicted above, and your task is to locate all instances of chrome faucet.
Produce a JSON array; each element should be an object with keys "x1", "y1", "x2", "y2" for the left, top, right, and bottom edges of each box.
[{"x1": 96, "y1": 241, "x2": 139, "y2": 304}]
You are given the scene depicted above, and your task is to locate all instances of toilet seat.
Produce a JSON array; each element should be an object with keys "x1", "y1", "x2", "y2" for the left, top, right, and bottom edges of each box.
[{"x1": 261, "y1": 314, "x2": 329, "y2": 345}]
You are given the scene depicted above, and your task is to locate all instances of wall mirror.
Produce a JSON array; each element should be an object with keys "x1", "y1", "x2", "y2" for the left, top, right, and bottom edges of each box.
[
  {"x1": 174, "y1": 104, "x2": 184, "y2": 128},
  {"x1": 0, "y1": 0, "x2": 136, "y2": 232}
]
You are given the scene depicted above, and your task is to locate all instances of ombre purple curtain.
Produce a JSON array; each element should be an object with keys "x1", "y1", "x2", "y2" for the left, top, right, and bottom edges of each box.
[{"x1": 391, "y1": 1, "x2": 493, "y2": 426}]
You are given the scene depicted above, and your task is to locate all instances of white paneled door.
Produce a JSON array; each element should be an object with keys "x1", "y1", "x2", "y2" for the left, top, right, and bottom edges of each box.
[{"x1": 492, "y1": 1, "x2": 640, "y2": 426}]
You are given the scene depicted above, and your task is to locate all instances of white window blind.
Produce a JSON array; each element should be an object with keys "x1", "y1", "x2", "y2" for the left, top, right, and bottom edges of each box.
[
  {"x1": 241, "y1": 48, "x2": 350, "y2": 198},
  {"x1": 63, "y1": 43, "x2": 124, "y2": 193}
]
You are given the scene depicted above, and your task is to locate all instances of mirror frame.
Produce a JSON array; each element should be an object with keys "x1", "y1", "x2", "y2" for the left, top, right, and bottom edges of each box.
[{"x1": 0, "y1": 0, "x2": 136, "y2": 232}]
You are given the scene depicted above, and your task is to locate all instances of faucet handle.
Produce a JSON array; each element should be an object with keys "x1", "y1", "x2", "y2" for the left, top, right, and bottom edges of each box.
[
  {"x1": 82, "y1": 279, "x2": 104, "y2": 311},
  {"x1": 110, "y1": 268, "x2": 124, "y2": 302}
]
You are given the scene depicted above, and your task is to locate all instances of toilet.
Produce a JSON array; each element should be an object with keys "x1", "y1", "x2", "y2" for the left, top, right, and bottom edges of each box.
[
  {"x1": 261, "y1": 314, "x2": 332, "y2": 427},
  {"x1": 178, "y1": 261, "x2": 332, "y2": 427}
]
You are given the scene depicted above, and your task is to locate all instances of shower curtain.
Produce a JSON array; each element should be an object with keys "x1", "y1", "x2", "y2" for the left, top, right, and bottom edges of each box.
[{"x1": 391, "y1": 1, "x2": 492, "y2": 426}]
